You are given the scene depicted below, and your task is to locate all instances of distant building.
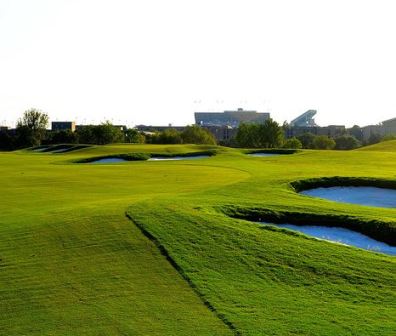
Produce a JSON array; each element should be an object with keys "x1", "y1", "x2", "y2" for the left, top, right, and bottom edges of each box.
[
  {"x1": 135, "y1": 125, "x2": 187, "y2": 132},
  {"x1": 287, "y1": 125, "x2": 346, "y2": 138},
  {"x1": 361, "y1": 117, "x2": 396, "y2": 141},
  {"x1": 0, "y1": 126, "x2": 9, "y2": 133},
  {"x1": 202, "y1": 125, "x2": 238, "y2": 143},
  {"x1": 381, "y1": 117, "x2": 396, "y2": 135},
  {"x1": 286, "y1": 111, "x2": 346, "y2": 138},
  {"x1": 195, "y1": 108, "x2": 270, "y2": 127},
  {"x1": 52, "y1": 121, "x2": 76, "y2": 132}
]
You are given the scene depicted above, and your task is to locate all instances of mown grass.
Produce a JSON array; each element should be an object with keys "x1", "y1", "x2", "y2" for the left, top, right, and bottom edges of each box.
[{"x1": 1, "y1": 142, "x2": 395, "y2": 335}]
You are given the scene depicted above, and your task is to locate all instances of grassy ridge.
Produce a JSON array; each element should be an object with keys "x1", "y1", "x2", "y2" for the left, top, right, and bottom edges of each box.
[{"x1": 1, "y1": 143, "x2": 396, "y2": 335}]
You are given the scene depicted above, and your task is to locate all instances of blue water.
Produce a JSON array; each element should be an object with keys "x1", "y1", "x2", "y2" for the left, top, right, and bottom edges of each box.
[
  {"x1": 265, "y1": 223, "x2": 396, "y2": 255},
  {"x1": 248, "y1": 153, "x2": 279, "y2": 157},
  {"x1": 301, "y1": 186, "x2": 396, "y2": 208}
]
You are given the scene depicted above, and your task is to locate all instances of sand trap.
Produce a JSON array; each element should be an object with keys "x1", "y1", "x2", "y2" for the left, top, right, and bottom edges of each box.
[
  {"x1": 301, "y1": 186, "x2": 396, "y2": 208},
  {"x1": 52, "y1": 148, "x2": 72, "y2": 153},
  {"x1": 32, "y1": 147, "x2": 49, "y2": 152},
  {"x1": 148, "y1": 155, "x2": 210, "y2": 161},
  {"x1": 248, "y1": 153, "x2": 280, "y2": 157},
  {"x1": 90, "y1": 158, "x2": 127, "y2": 164},
  {"x1": 264, "y1": 223, "x2": 396, "y2": 255}
]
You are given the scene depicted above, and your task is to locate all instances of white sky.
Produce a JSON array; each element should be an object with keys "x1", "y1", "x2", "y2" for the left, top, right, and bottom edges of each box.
[{"x1": 1, "y1": 0, "x2": 395, "y2": 127}]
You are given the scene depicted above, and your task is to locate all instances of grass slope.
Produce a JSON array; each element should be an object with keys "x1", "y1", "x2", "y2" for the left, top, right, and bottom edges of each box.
[
  {"x1": 357, "y1": 140, "x2": 396, "y2": 152},
  {"x1": 1, "y1": 143, "x2": 396, "y2": 335}
]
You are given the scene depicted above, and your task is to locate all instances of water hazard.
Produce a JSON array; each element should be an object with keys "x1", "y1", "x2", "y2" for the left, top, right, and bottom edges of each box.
[{"x1": 301, "y1": 186, "x2": 396, "y2": 208}]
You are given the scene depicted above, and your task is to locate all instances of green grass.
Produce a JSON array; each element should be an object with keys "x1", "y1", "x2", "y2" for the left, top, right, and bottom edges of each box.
[
  {"x1": 1, "y1": 143, "x2": 395, "y2": 335},
  {"x1": 357, "y1": 139, "x2": 396, "y2": 152}
]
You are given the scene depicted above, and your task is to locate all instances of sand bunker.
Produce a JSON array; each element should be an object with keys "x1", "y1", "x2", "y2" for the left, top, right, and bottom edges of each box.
[
  {"x1": 301, "y1": 186, "x2": 396, "y2": 208},
  {"x1": 148, "y1": 155, "x2": 210, "y2": 161},
  {"x1": 263, "y1": 223, "x2": 396, "y2": 255}
]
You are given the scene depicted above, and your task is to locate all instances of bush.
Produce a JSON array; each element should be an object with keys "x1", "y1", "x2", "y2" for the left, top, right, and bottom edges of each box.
[
  {"x1": 150, "y1": 129, "x2": 183, "y2": 144},
  {"x1": 283, "y1": 137, "x2": 302, "y2": 149},
  {"x1": 312, "y1": 135, "x2": 336, "y2": 150},
  {"x1": 296, "y1": 133, "x2": 316, "y2": 149},
  {"x1": 125, "y1": 129, "x2": 145, "y2": 143},
  {"x1": 334, "y1": 135, "x2": 360, "y2": 150},
  {"x1": 181, "y1": 125, "x2": 216, "y2": 145}
]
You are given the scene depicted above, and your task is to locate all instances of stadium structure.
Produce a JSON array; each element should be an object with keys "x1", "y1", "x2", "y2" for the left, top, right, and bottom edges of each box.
[
  {"x1": 289, "y1": 110, "x2": 318, "y2": 127},
  {"x1": 195, "y1": 108, "x2": 270, "y2": 127}
]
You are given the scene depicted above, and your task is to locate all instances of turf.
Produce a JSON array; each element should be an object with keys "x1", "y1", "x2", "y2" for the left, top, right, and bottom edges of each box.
[{"x1": 0, "y1": 143, "x2": 395, "y2": 335}]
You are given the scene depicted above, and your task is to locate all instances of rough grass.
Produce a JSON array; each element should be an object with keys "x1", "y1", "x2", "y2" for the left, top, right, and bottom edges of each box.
[{"x1": 1, "y1": 143, "x2": 396, "y2": 335}]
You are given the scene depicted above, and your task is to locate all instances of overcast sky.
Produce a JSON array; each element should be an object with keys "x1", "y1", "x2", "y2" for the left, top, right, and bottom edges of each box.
[{"x1": 1, "y1": 0, "x2": 395, "y2": 127}]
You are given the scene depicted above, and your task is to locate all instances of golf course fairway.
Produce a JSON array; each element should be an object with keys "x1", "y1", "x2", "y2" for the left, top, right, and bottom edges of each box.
[{"x1": 0, "y1": 142, "x2": 395, "y2": 335}]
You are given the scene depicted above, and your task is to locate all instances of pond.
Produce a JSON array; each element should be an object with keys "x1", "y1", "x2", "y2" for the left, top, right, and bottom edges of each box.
[
  {"x1": 301, "y1": 186, "x2": 396, "y2": 208},
  {"x1": 263, "y1": 223, "x2": 396, "y2": 255}
]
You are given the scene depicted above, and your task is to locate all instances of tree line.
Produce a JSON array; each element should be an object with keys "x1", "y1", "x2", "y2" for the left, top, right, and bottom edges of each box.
[
  {"x1": 234, "y1": 119, "x2": 393, "y2": 150},
  {"x1": 1, "y1": 108, "x2": 394, "y2": 150},
  {"x1": 0, "y1": 108, "x2": 216, "y2": 150}
]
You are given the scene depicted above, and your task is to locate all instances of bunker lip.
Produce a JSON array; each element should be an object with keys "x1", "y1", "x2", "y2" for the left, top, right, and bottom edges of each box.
[
  {"x1": 31, "y1": 144, "x2": 91, "y2": 153},
  {"x1": 76, "y1": 150, "x2": 216, "y2": 164},
  {"x1": 148, "y1": 155, "x2": 210, "y2": 161},
  {"x1": 246, "y1": 149, "x2": 299, "y2": 156},
  {"x1": 301, "y1": 186, "x2": 396, "y2": 209},
  {"x1": 290, "y1": 176, "x2": 396, "y2": 192},
  {"x1": 220, "y1": 205, "x2": 396, "y2": 246},
  {"x1": 259, "y1": 223, "x2": 396, "y2": 255},
  {"x1": 291, "y1": 176, "x2": 396, "y2": 208}
]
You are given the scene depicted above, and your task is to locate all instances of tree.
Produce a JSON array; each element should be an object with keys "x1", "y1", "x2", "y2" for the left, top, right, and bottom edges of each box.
[
  {"x1": 47, "y1": 130, "x2": 78, "y2": 144},
  {"x1": 334, "y1": 135, "x2": 360, "y2": 150},
  {"x1": 367, "y1": 133, "x2": 382, "y2": 145},
  {"x1": 257, "y1": 119, "x2": 284, "y2": 148},
  {"x1": 92, "y1": 122, "x2": 124, "y2": 145},
  {"x1": 181, "y1": 125, "x2": 216, "y2": 145},
  {"x1": 283, "y1": 137, "x2": 302, "y2": 149},
  {"x1": 235, "y1": 119, "x2": 283, "y2": 148},
  {"x1": 16, "y1": 108, "x2": 49, "y2": 147},
  {"x1": 125, "y1": 128, "x2": 145, "y2": 143},
  {"x1": 76, "y1": 125, "x2": 95, "y2": 144},
  {"x1": 76, "y1": 122, "x2": 124, "y2": 145},
  {"x1": 349, "y1": 125, "x2": 363, "y2": 142},
  {"x1": 235, "y1": 123, "x2": 261, "y2": 148},
  {"x1": 297, "y1": 132, "x2": 316, "y2": 149},
  {"x1": 0, "y1": 131, "x2": 14, "y2": 150},
  {"x1": 150, "y1": 129, "x2": 183, "y2": 144},
  {"x1": 312, "y1": 135, "x2": 336, "y2": 149}
]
